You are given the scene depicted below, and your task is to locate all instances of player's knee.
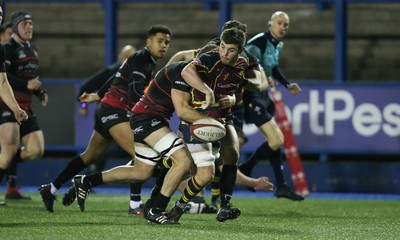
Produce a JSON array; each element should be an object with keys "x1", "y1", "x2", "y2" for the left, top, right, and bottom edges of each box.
[
  {"x1": 269, "y1": 135, "x2": 284, "y2": 151},
  {"x1": 23, "y1": 148, "x2": 44, "y2": 161}
]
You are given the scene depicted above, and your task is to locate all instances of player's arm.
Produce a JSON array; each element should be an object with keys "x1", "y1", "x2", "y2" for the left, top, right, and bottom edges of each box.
[
  {"x1": 181, "y1": 63, "x2": 215, "y2": 109},
  {"x1": 171, "y1": 89, "x2": 209, "y2": 123},
  {"x1": 235, "y1": 170, "x2": 274, "y2": 191},
  {"x1": 272, "y1": 66, "x2": 301, "y2": 95},
  {"x1": 167, "y1": 49, "x2": 196, "y2": 64},
  {"x1": 0, "y1": 73, "x2": 28, "y2": 123},
  {"x1": 243, "y1": 67, "x2": 263, "y2": 92}
]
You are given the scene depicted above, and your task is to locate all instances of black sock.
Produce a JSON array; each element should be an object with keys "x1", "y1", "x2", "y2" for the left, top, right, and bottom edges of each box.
[
  {"x1": 12, "y1": 149, "x2": 23, "y2": 163},
  {"x1": 220, "y1": 164, "x2": 237, "y2": 207},
  {"x1": 6, "y1": 160, "x2": 18, "y2": 188},
  {"x1": 130, "y1": 182, "x2": 143, "y2": 201},
  {"x1": 269, "y1": 149, "x2": 285, "y2": 186},
  {"x1": 150, "y1": 167, "x2": 169, "y2": 200},
  {"x1": 240, "y1": 142, "x2": 270, "y2": 175},
  {"x1": 0, "y1": 167, "x2": 6, "y2": 183},
  {"x1": 82, "y1": 172, "x2": 104, "y2": 188},
  {"x1": 53, "y1": 156, "x2": 87, "y2": 189},
  {"x1": 152, "y1": 193, "x2": 170, "y2": 213}
]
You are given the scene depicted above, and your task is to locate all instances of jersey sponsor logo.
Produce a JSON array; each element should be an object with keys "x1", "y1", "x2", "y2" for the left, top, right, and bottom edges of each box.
[
  {"x1": 134, "y1": 126, "x2": 144, "y2": 133},
  {"x1": 175, "y1": 81, "x2": 189, "y2": 87},
  {"x1": 101, "y1": 114, "x2": 118, "y2": 123},
  {"x1": 151, "y1": 118, "x2": 161, "y2": 127},
  {"x1": 217, "y1": 82, "x2": 240, "y2": 89},
  {"x1": 18, "y1": 51, "x2": 26, "y2": 59},
  {"x1": 1, "y1": 110, "x2": 12, "y2": 117}
]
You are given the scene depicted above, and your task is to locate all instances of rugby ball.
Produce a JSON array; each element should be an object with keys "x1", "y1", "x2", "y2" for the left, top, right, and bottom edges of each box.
[{"x1": 190, "y1": 118, "x2": 226, "y2": 142}]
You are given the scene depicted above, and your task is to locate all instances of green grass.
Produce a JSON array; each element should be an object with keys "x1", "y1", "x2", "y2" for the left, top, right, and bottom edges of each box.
[{"x1": 0, "y1": 192, "x2": 399, "y2": 240}]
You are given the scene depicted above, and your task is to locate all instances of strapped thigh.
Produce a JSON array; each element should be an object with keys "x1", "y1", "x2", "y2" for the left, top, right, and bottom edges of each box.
[
  {"x1": 153, "y1": 132, "x2": 185, "y2": 157},
  {"x1": 187, "y1": 143, "x2": 216, "y2": 167},
  {"x1": 135, "y1": 146, "x2": 162, "y2": 166}
]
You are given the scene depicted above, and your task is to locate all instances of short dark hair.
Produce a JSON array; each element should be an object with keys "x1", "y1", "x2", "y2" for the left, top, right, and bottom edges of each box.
[
  {"x1": 220, "y1": 28, "x2": 246, "y2": 49},
  {"x1": 222, "y1": 20, "x2": 247, "y2": 33},
  {"x1": 0, "y1": 22, "x2": 12, "y2": 35},
  {"x1": 147, "y1": 24, "x2": 172, "y2": 38}
]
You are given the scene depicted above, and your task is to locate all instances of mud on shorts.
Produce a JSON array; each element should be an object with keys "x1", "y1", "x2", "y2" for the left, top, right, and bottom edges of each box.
[
  {"x1": 94, "y1": 102, "x2": 131, "y2": 139},
  {"x1": 0, "y1": 104, "x2": 40, "y2": 137}
]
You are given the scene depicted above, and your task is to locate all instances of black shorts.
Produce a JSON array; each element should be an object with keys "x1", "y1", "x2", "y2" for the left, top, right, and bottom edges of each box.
[
  {"x1": 0, "y1": 104, "x2": 40, "y2": 137},
  {"x1": 94, "y1": 102, "x2": 130, "y2": 139},
  {"x1": 130, "y1": 113, "x2": 169, "y2": 143},
  {"x1": 242, "y1": 90, "x2": 275, "y2": 127}
]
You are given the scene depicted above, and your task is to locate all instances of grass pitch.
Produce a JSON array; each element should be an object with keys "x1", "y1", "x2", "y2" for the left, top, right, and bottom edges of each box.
[{"x1": 0, "y1": 192, "x2": 399, "y2": 240}]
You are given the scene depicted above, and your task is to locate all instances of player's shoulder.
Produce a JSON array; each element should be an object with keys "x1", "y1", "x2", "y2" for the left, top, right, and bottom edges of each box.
[
  {"x1": 247, "y1": 32, "x2": 267, "y2": 47},
  {"x1": 2, "y1": 38, "x2": 15, "y2": 50},
  {"x1": 127, "y1": 47, "x2": 156, "y2": 65}
]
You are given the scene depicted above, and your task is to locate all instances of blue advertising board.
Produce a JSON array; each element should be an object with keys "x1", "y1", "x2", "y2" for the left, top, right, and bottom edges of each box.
[{"x1": 242, "y1": 84, "x2": 400, "y2": 154}]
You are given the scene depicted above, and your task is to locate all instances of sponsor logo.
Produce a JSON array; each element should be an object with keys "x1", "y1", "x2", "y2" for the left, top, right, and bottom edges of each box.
[
  {"x1": 101, "y1": 114, "x2": 118, "y2": 123},
  {"x1": 151, "y1": 119, "x2": 161, "y2": 127},
  {"x1": 18, "y1": 50, "x2": 26, "y2": 59},
  {"x1": 175, "y1": 81, "x2": 189, "y2": 87},
  {"x1": 1, "y1": 110, "x2": 12, "y2": 117},
  {"x1": 134, "y1": 126, "x2": 144, "y2": 133},
  {"x1": 194, "y1": 130, "x2": 225, "y2": 138},
  {"x1": 286, "y1": 90, "x2": 400, "y2": 137},
  {"x1": 217, "y1": 83, "x2": 239, "y2": 89}
]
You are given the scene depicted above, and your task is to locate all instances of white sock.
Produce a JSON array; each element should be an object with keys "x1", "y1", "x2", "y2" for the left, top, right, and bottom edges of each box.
[
  {"x1": 50, "y1": 183, "x2": 58, "y2": 195},
  {"x1": 130, "y1": 200, "x2": 143, "y2": 209}
]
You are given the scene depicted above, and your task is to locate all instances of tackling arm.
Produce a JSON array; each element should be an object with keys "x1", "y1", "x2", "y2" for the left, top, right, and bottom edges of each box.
[{"x1": 171, "y1": 89, "x2": 210, "y2": 123}]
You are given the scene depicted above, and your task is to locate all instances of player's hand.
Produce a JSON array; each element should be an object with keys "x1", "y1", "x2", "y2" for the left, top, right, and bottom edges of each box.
[
  {"x1": 218, "y1": 94, "x2": 235, "y2": 109},
  {"x1": 253, "y1": 177, "x2": 274, "y2": 191},
  {"x1": 79, "y1": 92, "x2": 100, "y2": 103},
  {"x1": 267, "y1": 77, "x2": 276, "y2": 87},
  {"x1": 39, "y1": 90, "x2": 48, "y2": 107},
  {"x1": 288, "y1": 83, "x2": 301, "y2": 96},
  {"x1": 27, "y1": 77, "x2": 42, "y2": 90},
  {"x1": 79, "y1": 106, "x2": 88, "y2": 116},
  {"x1": 14, "y1": 108, "x2": 28, "y2": 124},
  {"x1": 201, "y1": 89, "x2": 215, "y2": 109}
]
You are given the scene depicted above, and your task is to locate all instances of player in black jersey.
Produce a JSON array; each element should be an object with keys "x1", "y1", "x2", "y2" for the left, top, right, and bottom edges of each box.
[
  {"x1": 0, "y1": 4, "x2": 29, "y2": 206},
  {"x1": 77, "y1": 45, "x2": 136, "y2": 116},
  {"x1": 39, "y1": 25, "x2": 171, "y2": 213},
  {"x1": 70, "y1": 60, "x2": 215, "y2": 224},
  {"x1": 0, "y1": 10, "x2": 47, "y2": 201}
]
